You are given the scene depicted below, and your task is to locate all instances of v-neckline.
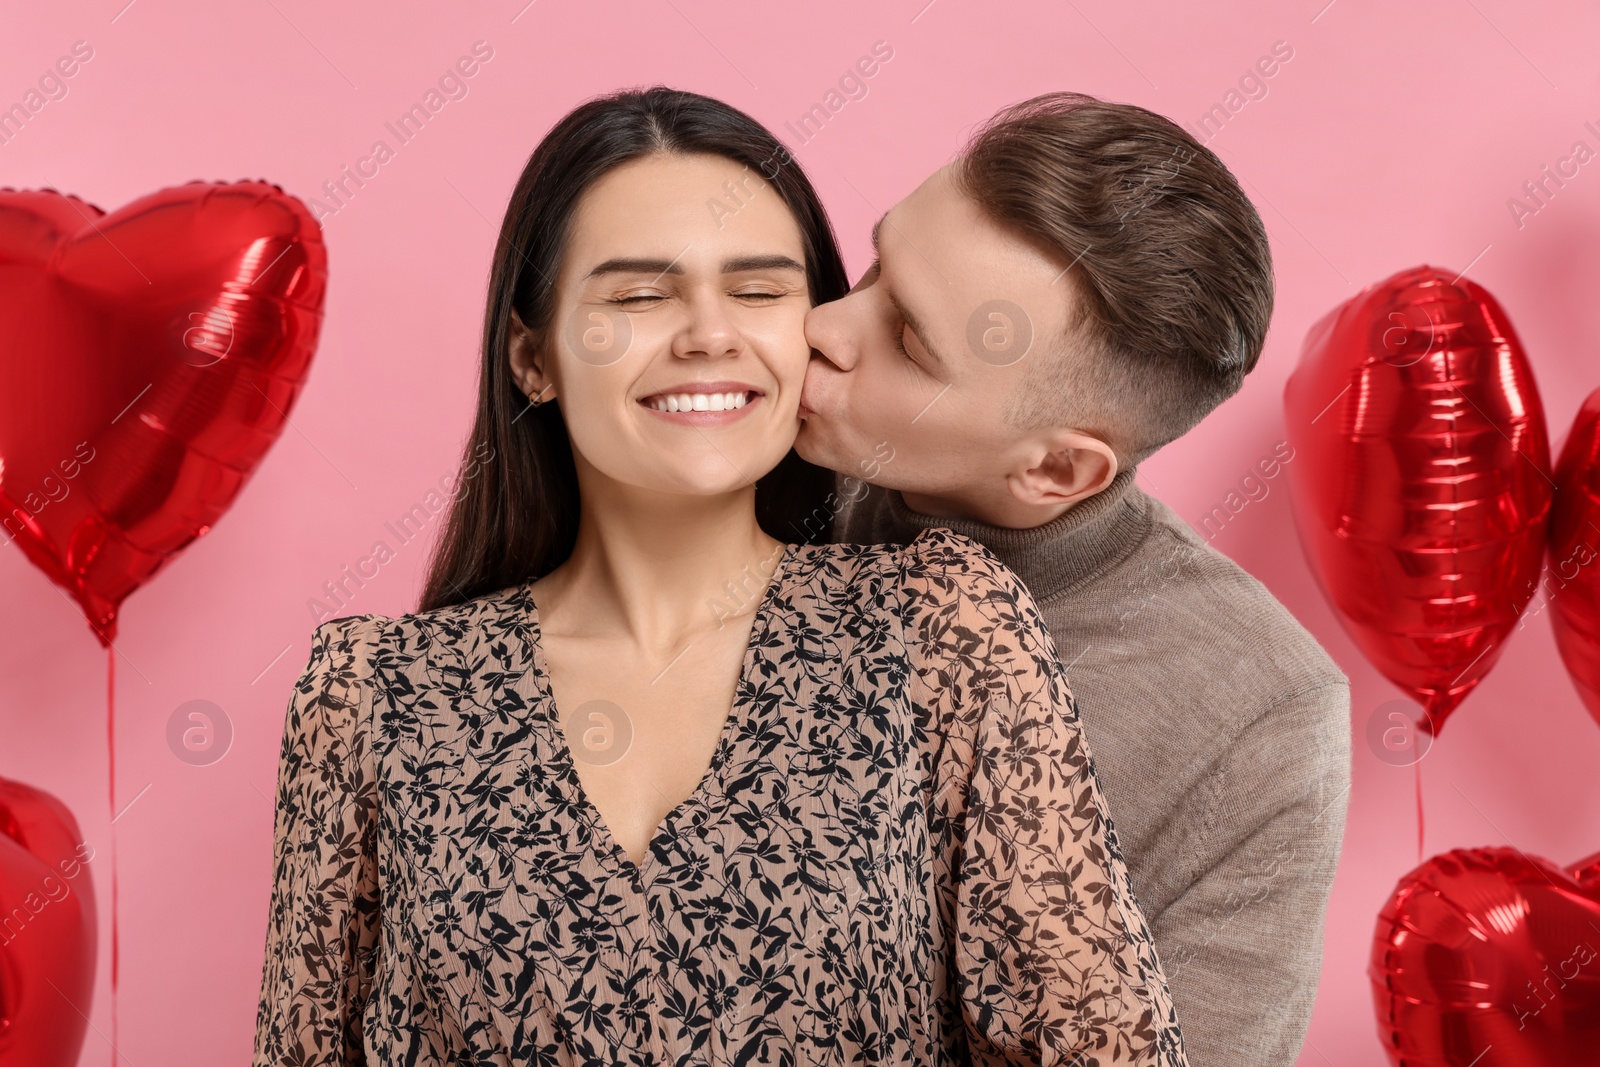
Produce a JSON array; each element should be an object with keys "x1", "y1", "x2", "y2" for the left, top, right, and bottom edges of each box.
[{"x1": 520, "y1": 542, "x2": 795, "y2": 888}]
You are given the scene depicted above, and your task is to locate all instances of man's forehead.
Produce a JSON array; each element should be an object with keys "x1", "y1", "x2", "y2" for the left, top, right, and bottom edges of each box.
[{"x1": 870, "y1": 167, "x2": 953, "y2": 257}]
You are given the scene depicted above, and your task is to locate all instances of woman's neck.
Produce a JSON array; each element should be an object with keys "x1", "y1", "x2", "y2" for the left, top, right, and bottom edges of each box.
[{"x1": 528, "y1": 486, "x2": 788, "y2": 657}]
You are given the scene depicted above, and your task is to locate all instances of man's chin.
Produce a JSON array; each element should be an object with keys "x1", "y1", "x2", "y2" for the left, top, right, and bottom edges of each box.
[
  {"x1": 792, "y1": 420, "x2": 829, "y2": 467},
  {"x1": 794, "y1": 434, "x2": 849, "y2": 483},
  {"x1": 793, "y1": 422, "x2": 846, "y2": 468}
]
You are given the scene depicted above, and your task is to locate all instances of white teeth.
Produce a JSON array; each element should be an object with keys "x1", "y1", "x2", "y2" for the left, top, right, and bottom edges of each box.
[{"x1": 645, "y1": 391, "x2": 751, "y2": 413}]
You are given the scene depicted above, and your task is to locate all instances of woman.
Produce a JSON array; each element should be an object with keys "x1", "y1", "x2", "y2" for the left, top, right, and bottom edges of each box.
[{"x1": 253, "y1": 87, "x2": 1188, "y2": 1066}]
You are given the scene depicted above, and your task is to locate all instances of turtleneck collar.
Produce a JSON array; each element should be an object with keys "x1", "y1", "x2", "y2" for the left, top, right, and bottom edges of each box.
[{"x1": 872, "y1": 466, "x2": 1154, "y2": 604}]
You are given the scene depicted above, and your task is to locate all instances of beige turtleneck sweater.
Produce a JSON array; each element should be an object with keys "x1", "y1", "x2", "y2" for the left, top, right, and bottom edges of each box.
[{"x1": 833, "y1": 468, "x2": 1351, "y2": 1067}]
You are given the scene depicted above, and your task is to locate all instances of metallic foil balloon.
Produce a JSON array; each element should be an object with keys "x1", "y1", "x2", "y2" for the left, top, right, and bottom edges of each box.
[
  {"x1": 0, "y1": 182, "x2": 327, "y2": 645},
  {"x1": 1370, "y1": 847, "x2": 1600, "y2": 1066},
  {"x1": 1284, "y1": 265, "x2": 1552, "y2": 735},
  {"x1": 0, "y1": 777, "x2": 96, "y2": 1067},
  {"x1": 1548, "y1": 386, "x2": 1600, "y2": 726}
]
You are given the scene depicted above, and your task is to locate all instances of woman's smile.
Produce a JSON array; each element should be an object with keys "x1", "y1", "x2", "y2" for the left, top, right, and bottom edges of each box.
[{"x1": 636, "y1": 380, "x2": 767, "y2": 426}]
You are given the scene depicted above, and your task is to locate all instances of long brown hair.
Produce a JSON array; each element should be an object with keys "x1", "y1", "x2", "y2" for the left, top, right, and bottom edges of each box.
[{"x1": 418, "y1": 87, "x2": 848, "y2": 613}]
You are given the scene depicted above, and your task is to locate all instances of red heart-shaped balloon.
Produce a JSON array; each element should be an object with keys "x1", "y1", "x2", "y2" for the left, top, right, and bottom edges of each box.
[
  {"x1": 1549, "y1": 386, "x2": 1600, "y2": 728},
  {"x1": 1284, "y1": 265, "x2": 1552, "y2": 735},
  {"x1": 0, "y1": 777, "x2": 97, "y2": 1067},
  {"x1": 1370, "y1": 847, "x2": 1600, "y2": 1066},
  {"x1": 0, "y1": 182, "x2": 327, "y2": 645}
]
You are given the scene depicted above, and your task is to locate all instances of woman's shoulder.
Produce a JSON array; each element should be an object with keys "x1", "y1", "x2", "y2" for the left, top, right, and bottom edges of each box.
[
  {"x1": 893, "y1": 525, "x2": 1014, "y2": 577},
  {"x1": 809, "y1": 525, "x2": 1007, "y2": 567},
  {"x1": 800, "y1": 527, "x2": 1032, "y2": 610},
  {"x1": 302, "y1": 612, "x2": 391, "y2": 685},
  {"x1": 308, "y1": 579, "x2": 535, "y2": 666},
  {"x1": 829, "y1": 526, "x2": 1021, "y2": 584}
]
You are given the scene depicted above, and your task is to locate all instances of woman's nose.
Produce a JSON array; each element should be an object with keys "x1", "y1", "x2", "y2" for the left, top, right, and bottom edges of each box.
[{"x1": 672, "y1": 291, "x2": 741, "y2": 359}]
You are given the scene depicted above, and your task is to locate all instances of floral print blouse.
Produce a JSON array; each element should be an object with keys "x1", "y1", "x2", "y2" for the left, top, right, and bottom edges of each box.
[{"x1": 252, "y1": 527, "x2": 1189, "y2": 1066}]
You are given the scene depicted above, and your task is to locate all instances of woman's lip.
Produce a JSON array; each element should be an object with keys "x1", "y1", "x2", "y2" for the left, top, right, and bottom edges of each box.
[
  {"x1": 637, "y1": 385, "x2": 764, "y2": 403},
  {"x1": 637, "y1": 392, "x2": 763, "y2": 425}
]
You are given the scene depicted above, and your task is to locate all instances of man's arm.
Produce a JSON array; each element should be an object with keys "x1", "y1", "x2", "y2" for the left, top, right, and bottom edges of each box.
[{"x1": 1147, "y1": 681, "x2": 1350, "y2": 1067}]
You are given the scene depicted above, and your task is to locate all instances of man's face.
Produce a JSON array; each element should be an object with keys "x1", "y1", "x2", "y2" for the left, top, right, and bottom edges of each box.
[{"x1": 796, "y1": 163, "x2": 1080, "y2": 511}]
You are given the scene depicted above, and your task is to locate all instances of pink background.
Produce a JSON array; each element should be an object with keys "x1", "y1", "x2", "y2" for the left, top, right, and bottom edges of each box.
[{"x1": 3, "y1": 0, "x2": 1599, "y2": 1063}]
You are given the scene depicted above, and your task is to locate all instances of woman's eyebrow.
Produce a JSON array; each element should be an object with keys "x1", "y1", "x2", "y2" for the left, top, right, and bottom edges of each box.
[
  {"x1": 722, "y1": 254, "x2": 805, "y2": 274},
  {"x1": 585, "y1": 257, "x2": 682, "y2": 280},
  {"x1": 584, "y1": 253, "x2": 805, "y2": 280}
]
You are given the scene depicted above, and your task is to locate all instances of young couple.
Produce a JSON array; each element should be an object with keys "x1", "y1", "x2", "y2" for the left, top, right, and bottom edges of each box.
[{"x1": 254, "y1": 86, "x2": 1349, "y2": 1067}]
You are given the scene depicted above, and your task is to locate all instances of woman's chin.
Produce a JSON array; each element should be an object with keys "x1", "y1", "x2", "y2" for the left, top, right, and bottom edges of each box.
[{"x1": 622, "y1": 445, "x2": 793, "y2": 496}]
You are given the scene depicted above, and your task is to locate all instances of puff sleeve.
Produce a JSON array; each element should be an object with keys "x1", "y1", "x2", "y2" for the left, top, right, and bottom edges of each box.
[
  {"x1": 253, "y1": 614, "x2": 384, "y2": 1067},
  {"x1": 902, "y1": 529, "x2": 1189, "y2": 1066}
]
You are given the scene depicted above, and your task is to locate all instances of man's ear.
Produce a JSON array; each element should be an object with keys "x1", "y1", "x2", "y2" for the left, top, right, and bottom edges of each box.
[
  {"x1": 507, "y1": 307, "x2": 556, "y2": 404},
  {"x1": 1004, "y1": 426, "x2": 1119, "y2": 507}
]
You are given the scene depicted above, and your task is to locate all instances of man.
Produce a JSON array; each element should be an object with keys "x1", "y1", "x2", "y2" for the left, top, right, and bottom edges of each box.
[{"x1": 794, "y1": 91, "x2": 1350, "y2": 1067}]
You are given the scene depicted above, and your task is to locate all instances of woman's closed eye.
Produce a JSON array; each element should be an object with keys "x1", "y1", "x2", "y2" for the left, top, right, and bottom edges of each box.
[
  {"x1": 608, "y1": 287, "x2": 793, "y2": 308},
  {"x1": 731, "y1": 287, "x2": 790, "y2": 303},
  {"x1": 610, "y1": 291, "x2": 666, "y2": 307}
]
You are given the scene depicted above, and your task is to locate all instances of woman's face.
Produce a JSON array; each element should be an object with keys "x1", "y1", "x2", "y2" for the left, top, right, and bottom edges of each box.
[{"x1": 514, "y1": 151, "x2": 812, "y2": 499}]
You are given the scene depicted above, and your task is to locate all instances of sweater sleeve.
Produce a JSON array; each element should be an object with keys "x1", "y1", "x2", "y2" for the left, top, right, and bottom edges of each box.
[
  {"x1": 253, "y1": 614, "x2": 385, "y2": 1067},
  {"x1": 1147, "y1": 681, "x2": 1350, "y2": 1067},
  {"x1": 902, "y1": 528, "x2": 1189, "y2": 1067}
]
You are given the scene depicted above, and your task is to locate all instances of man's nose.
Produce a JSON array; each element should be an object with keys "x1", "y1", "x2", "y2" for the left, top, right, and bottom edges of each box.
[{"x1": 803, "y1": 299, "x2": 858, "y2": 372}]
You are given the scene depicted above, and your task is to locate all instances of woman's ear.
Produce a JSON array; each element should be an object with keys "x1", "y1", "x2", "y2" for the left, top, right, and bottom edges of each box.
[{"x1": 507, "y1": 307, "x2": 556, "y2": 405}]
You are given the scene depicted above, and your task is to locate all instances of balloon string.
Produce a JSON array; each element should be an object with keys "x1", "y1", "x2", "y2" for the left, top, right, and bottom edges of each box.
[
  {"x1": 1414, "y1": 756, "x2": 1425, "y2": 865},
  {"x1": 107, "y1": 647, "x2": 119, "y2": 1066}
]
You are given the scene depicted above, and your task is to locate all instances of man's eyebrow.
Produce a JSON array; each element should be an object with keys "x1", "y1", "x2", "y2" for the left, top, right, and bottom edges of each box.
[
  {"x1": 870, "y1": 212, "x2": 886, "y2": 256},
  {"x1": 584, "y1": 253, "x2": 805, "y2": 281}
]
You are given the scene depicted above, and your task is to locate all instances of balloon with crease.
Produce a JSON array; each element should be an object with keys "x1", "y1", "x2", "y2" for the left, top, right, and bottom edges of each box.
[
  {"x1": 1548, "y1": 385, "x2": 1600, "y2": 728},
  {"x1": 1370, "y1": 846, "x2": 1600, "y2": 1065},
  {"x1": 0, "y1": 777, "x2": 96, "y2": 1067},
  {"x1": 1283, "y1": 265, "x2": 1552, "y2": 735},
  {"x1": 0, "y1": 181, "x2": 327, "y2": 644}
]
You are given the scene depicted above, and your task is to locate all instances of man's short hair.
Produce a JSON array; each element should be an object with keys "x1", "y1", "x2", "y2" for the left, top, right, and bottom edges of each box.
[{"x1": 954, "y1": 91, "x2": 1274, "y2": 466}]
